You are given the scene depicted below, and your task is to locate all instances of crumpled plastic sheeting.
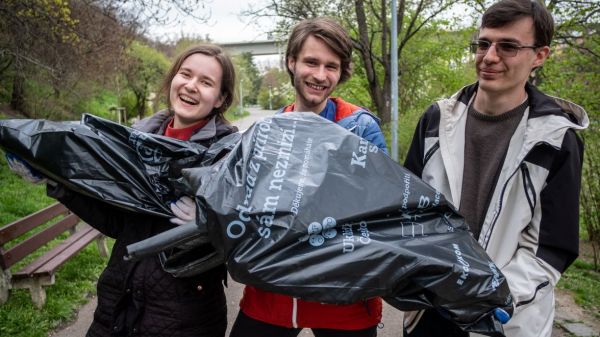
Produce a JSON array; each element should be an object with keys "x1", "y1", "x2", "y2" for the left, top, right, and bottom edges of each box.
[
  {"x1": 0, "y1": 114, "x2": 239, "y2": 217},
  {"x1": 0, "y1": 112, "x2": 512, "y2": 335},
  {"x1": 128, "y1": 112, "x2": 513, "y2": 335}
]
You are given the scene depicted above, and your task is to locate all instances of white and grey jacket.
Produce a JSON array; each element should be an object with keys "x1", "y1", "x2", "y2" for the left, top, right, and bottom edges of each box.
[{"x1": 403, "y1": 82, "x2": 588, "y2": 337}]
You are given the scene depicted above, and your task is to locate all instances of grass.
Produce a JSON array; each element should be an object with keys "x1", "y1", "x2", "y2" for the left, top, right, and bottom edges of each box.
[
  {"x1": 0, "y1": 151, "x2": 111, "y2": 337},
  {"x1": 0, "y1": 155, "x2": 54, "y2": 225},
  {"x1": 225, "y1": 107, "x2": 250, "y2": 121},
  {"x1": 75, "y1": 89, "x2": 119, "y2": 121},
  {"x1": 0, "y1": 245, "x2": 108, "y2": 337}
]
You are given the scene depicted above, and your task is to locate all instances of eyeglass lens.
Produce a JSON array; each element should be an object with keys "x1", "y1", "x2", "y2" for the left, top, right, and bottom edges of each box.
[{"x1": 471, "y1": 40, "x2": 522, "y2": 57}]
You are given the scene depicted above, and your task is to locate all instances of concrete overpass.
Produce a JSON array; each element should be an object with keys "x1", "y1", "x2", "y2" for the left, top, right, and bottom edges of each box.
[{"x1": 220, "y1": 40, "x2": 285, "y2": 56}]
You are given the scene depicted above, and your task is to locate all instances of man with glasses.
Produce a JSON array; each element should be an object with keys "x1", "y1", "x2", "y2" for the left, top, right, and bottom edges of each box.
[{"x1": 402, "y1": 0, "x2": 588, "y2": 336}]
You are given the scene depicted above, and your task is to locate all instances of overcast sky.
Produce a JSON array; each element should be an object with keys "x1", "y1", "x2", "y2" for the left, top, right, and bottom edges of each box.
[
  {"x1": 146, "y1": 0, "x2": 275, "y2": 43},
  {"x1": 145, "y1": 0, "x2": 477, "y2": 44}
]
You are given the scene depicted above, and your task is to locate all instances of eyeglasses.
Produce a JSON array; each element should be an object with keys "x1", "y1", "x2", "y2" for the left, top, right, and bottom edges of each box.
[{"x1": 470, "y1": 40, "x2": 539, "y2": 57}]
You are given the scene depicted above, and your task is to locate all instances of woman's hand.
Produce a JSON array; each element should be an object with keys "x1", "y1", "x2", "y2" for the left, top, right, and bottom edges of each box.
[{"x1": 170, "y1": 196, "x2": 196, "y2": 225}]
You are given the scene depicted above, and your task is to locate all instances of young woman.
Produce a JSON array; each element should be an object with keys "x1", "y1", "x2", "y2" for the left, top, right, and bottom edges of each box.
[{"x1": 8, "y1": 44, "x2": 238, "y2": 337}]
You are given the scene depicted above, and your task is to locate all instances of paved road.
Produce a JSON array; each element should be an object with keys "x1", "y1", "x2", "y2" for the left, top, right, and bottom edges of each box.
[{"x1": 234, "y1": 106, "x2": 275, "y2": 131}]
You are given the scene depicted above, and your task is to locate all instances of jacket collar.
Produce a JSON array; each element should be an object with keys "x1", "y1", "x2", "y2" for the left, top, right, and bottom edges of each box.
[
  {"x1": 449, "y1": 82, "x2": 588, "y2": 130},
  {"x1": 132, "y1": 109, "x2": 238, "y2": 142},
  {"x1": 525, "y1": 82, "x2": 588, "y2": 129},
  {"x1": 279, "y1": 97, "x2": 381, "y2": 125}
]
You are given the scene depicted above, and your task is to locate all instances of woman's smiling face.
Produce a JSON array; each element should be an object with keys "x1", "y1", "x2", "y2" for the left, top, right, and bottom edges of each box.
[{"x1": 169, "y1": 53, "x2": 224, "y2": 128}]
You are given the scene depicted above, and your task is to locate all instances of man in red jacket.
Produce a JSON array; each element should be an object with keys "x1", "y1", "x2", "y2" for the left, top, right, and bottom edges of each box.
[{"x1": 228, "y1": 17, "x2": 384, "y2": 337}]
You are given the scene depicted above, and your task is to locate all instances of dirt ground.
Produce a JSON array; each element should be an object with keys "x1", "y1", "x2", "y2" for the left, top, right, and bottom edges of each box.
[
  {"x1": 552, "y1": 239, "x2": 600, "y2": 337},
  {"x1": 553, "y1": 287, "x2": 600, "y2": 336}
]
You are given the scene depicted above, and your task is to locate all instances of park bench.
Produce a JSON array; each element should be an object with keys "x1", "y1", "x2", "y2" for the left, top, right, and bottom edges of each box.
[{"x1": 0, "y1": 202, "x2": 107, "y2": 308}]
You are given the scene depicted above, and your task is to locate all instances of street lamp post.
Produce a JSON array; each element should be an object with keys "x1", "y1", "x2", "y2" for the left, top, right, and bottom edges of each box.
[
  {"x1": 269, "y1": 86, "x2": 272, "y2": 110},
  {"x1": 239, "y1": 79, "x2": 244, "y2": 115},
  {"x1": 391, "y1": 0, "x2": 399, "y2": 161}
]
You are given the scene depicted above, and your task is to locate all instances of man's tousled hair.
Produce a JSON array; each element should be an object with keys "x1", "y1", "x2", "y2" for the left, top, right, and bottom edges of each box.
[{"x1": 285, "y1": 17, "x2": 353, "y2": 84}]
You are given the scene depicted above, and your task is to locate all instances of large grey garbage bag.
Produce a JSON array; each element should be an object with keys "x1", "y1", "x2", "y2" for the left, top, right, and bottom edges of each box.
[
  {"x1": 127, "y1": 112, "x2": 513, "y2": 336},
  {"x1": 0, "y1": 114, "x2": 239, "y2": 217},
  {"x1": 0, "y1": 112, "x2": 513, "y2": 335}
]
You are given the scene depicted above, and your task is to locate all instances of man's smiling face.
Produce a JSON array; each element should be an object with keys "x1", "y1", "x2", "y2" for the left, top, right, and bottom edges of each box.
[
  {"x1": 476, "y1": 17, "x2": 548, "y2": 101},
  {"x1": 287, "y1": 35, "x2": 342, "y2": 113}
]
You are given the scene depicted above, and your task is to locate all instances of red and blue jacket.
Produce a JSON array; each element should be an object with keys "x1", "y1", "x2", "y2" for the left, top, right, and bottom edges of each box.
[{"x1": 277, "y1": 97, "x2": 388, "y2": 154}]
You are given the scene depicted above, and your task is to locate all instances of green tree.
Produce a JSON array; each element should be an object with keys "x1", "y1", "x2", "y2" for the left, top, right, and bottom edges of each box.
[
  {"x1": 0, "y1": 0, "x2": 79, "y2": 114},
  {"x1": 161, "y1": 36, "x2": 213, "y2": 59},
  {"x1": 539, "y1": 34, "x2": 600, "y2": 270},
  {"x1": 0, "y1": 0, "x2": 213, "y2": 118},
  {"x1": 233, "y1": 52, "x2": 262, "y2": 106},
  {"x1": 257, "y1": 67, "x2": 294, "y2": 110},
  {"x1": 122, "y1": 41, "x2": 170, "y2": 120},
  {"x1": 0, "y1": 0, "x2": 136, "y2": 118},
  {"x1": 243, "y1": 0, "x2": 463, "y2": 123},
  {"x1": 289, "y1": 20, "x2": 475, "y2": 157}
]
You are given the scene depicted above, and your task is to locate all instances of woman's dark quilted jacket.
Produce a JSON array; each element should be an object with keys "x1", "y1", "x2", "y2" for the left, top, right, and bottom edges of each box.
[{"x1": 49, "y1": 111, "x2": 237, "y2": 337}]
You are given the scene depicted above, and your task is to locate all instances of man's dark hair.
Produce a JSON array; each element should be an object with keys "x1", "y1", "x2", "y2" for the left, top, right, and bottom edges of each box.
[
  {"x1": 285, "y1": 17, "x2": 353, "y2": 84},
  {"x1": 482, "y1": 0, "x2": 555, "y2": 46}
]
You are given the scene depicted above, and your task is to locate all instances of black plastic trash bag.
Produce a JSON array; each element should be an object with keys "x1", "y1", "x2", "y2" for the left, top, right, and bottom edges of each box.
[
  {"x1": 0, "y1": 114, "x2": 239, "y2": 217},
  {"x1": 127, "y1": 112, "x2": 514, "y2": 335}
]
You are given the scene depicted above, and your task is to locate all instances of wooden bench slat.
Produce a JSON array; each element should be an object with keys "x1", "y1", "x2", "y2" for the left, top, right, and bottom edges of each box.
[
  {"x1": 28, "y1": 227, "x2": 102, "y2": 278},
  {"x1": 12, "y1": 224, "x2": 96, "y2": 279},
  {"x1": 0, "y1": 214, "x2": 80, "y2": 269},
  {"x1": 0, "y1": 203, "x2": 68, "y2": 245},
  {"x1": 1, "y1": 201, "x2": 106, "y2": 308}
]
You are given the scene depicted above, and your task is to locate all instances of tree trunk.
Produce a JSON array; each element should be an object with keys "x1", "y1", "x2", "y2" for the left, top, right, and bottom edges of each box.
[
  {"x1": 0, "y1": 57, "x2": 12, "y2": 77},
  {"x1": 354, "y1": 0, "x2": 389, "y2": 122},
  {"x1": 136, "y1": 91, "x2": 146, "y2": 121},
  {"x1": 370, "y1": 77, "x2": 388, "y2": 122},
  {"x1": 379, "y1": 0, "x2": 391, "y2": 124},
  {"x1": 10, "y1": 72, "x2": 28, "y2": 116}
]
